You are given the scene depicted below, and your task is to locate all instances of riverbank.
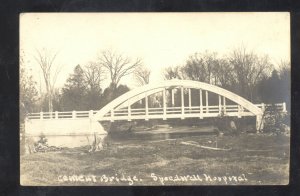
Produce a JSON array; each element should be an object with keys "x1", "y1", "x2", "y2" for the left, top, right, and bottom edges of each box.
[{"x1": 20, "y1": 130, "x2": 289, "y2": 186}]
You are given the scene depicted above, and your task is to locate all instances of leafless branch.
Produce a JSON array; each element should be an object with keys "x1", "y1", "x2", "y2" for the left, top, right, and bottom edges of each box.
[{"x1": 98, "y1": 50, "x2": 142, "y2": 87}]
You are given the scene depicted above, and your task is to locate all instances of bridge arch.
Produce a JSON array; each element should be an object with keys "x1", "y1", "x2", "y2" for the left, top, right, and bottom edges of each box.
[{"x1": 93, "y1": 79, "x2": 263, "y2": 130}]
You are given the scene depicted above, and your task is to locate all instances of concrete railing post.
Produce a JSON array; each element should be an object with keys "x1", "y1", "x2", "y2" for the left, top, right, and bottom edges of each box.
[
  {"x1": 89, "y1": 110, "x2": 93, "y2": 118},
  {"x1": 145, "y1": 93, "x2": 149, "y2": 121},
  {"x1": 256, "y1": 114, "x2": 264, "y2": 132},
  {"x1": 171, "y1": 89, "x2": 174, "y2": 106},
  {"x1": 282, "y1": 102, "x2": 287, "y2": 112},
  {"x1": 163, "y1": 88, "x2": 166, "y2": 120},
  {"x1": 72, "y1": 111, "x2": 76, "y2": 119},
  {"x1": 237, "y1": 105, "x2": 241, "y2": 118},
  {"x1": 55, "y1": 111, "x2": 58, "y2": 119},
  {"x1": 110, "y1": 109, "x2": 114, "y2": 122},
  {"x1": 128, "y1": 104, "x2": 131, "y2": 121},
  {"x1": 188, "y1": 88, "x2": 191, "y2": 111},
  {"x1": 205, "y1": 90, "x2": 209, "y2": 113},
  {"x1": 199, "y1": 89, "x2": 203, "y2": 119},
  {"x1": 261, "y1": 103, "x2": 265, "y2": 113},
  {"x1": 218, "y1": 95, "x2": 222, "y2": 114},
  {"x1": 223, "y1": 96, "x2": 226, "y2": 114},
  {"x1": 40, "y1": 111, "x2": 43, "y2": 120},
  {"x1": 181, "y1": 86, "x2": 184, "y2": 119}
]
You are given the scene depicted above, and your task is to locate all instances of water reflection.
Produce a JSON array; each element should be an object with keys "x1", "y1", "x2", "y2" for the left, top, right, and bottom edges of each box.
[
  {"x1": 107, "y1": 125, "x2": 217, "y2": 143},
  {"x1": 31, "y1": 125, "x2": 217, "y2": 148}
]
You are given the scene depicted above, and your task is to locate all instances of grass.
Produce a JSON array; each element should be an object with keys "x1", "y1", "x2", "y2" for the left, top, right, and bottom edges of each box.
[{"x1": 20, "y1": 132, "x2": 289, "y2": 186}]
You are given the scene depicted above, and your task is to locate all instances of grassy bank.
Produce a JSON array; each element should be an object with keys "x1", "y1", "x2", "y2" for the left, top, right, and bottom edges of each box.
[{"x1": 20, "y1": 133, "x2": 289, "y2": 186}]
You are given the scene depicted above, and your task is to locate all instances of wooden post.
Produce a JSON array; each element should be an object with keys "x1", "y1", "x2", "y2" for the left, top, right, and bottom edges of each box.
[
  {"x1": 40, "y1": 111, "x2": 43, "y2": 120},
  {"x1": 199, "y1": 89, "x2": 203, "y2": 119},
  {"x1": 205, "y1": 90, "x2": 209, "y2": 113},
  {"x1": 181, "y1": 86, "x2": 184, "y2": 119},
  {"x1": 55, "y1": 111, "x2": 58, "y2": 119},
  {"x1": 72, "y1": 111, "x2": 76, "y2": 119},
  {"x1": 145, "y1": 93, "x2": 149, "y2": 120},
  {"x1": 163, "y1": 88, "x2": 166, "y2": 120}
]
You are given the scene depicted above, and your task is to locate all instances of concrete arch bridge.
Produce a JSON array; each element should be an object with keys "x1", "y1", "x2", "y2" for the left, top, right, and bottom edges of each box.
[
  {"x1": 25, "y1": 80, "x2": 286, "y2": 147},
  {"x1": 93, "y1": 79, "x2": 274, "y2": 130}
]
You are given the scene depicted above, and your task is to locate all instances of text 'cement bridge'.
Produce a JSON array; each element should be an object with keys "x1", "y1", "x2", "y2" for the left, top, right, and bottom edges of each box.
[{"x1": 27, "y1": 80, "x2": 287, "y2": 131}]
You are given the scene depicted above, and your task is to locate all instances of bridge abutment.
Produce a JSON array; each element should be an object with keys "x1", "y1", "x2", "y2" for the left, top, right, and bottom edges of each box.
[
  {"x1": 256, "y1": 114, "x2": 264, "y2": 132},
  {"x1": 24, "y1": 117, "x2": 107, "y2": 151}
]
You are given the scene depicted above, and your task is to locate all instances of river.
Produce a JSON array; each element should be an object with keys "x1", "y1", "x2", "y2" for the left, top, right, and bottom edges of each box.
[{"x1": 29, "y1": 124, "x2": 218, "y2": 148}]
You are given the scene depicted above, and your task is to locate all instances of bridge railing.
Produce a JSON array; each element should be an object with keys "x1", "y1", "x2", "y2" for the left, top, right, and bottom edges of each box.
[
  {"x1": 26, "y1": 102, "x2": 286, "y2": 120},
  {"x1": 27, "y1": 110, "x2": 98, "y2": 120}
]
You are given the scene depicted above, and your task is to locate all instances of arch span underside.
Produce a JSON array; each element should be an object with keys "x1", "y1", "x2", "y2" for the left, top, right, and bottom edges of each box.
[{"x1": 93, "y1": 80, "x2": 264, "y2": 130}]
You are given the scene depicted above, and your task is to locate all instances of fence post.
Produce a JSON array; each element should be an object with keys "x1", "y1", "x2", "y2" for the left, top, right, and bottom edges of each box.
[
  {"x1": 72, "y1": 111, "x2": 76, "y2": 119},
  {"x1": 237, "y1": 105, "x2": 241, "y2": 118},
  {"x1": 40, "y1": 111, "x2": 43, "y2": 120},
  {"x1": 55, "y1": 111, "x2": 58, "y2": 119}
]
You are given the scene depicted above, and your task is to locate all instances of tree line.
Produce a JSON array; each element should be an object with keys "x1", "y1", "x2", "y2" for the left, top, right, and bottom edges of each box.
[
  {"x1": 20, "y1": 47, "x2": 290, "y2": 121},
  {"x1": 163, "y1": 46, "x2": 290, "y2": 107},
  {"x1": 20, "y1": 49, "x2": 151, "y2": 120}
]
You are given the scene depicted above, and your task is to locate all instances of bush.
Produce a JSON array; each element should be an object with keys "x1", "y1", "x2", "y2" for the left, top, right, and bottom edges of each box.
[{"x1": 262, "y1": 106, "x2": 290, "y2": 135}]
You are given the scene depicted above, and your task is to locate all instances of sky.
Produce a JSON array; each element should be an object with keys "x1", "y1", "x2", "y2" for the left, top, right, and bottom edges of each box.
[{"x1": 20, "y1": 12, "x2": 290, "y2": 91}]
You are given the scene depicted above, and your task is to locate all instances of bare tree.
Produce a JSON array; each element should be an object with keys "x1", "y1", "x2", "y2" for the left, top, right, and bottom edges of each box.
[
  {"x1": 83, "y1": 62, "x2": 106, "y2": 109},
  {"x1": 182, "y1": 52, "x2": 218, "y2": 83},
  {"x1": 98, "y1": 50, "x2": 142, "y2": 90},
  {"x1": 34, "y1": 48, "x2": 63, "y2": 113},
  {"x1": 277, "y1": 60, "x2": 290, "y2": 78},
  {"x1": 163, "y1": 65, "x2": 183, "y2": 80},
  {"x1": 20, "y1": 55, "x2": 39, "y2": 120},
  {"x1": 134, "y1": 65, "x2": 151, "y2": 86},
  {"x1": 84, "y1": 61, "x2": 106, "y2": 92},
  {"x1": 229, "y1": 46, "x2": 273, "y2": 101},
  {"x1": 212, "y1": 58, "x2": 236, "y2": 89}
]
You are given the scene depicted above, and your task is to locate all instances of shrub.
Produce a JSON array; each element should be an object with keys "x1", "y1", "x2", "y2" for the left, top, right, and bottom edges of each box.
[{"x1": 262, "y1": 105, "x2": 290, "y2": 135}]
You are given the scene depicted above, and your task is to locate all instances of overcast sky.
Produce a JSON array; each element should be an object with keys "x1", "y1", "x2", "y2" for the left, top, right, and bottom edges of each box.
[{"x1": 20, "y1": 12, "x2": 290, "y2": 91}]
